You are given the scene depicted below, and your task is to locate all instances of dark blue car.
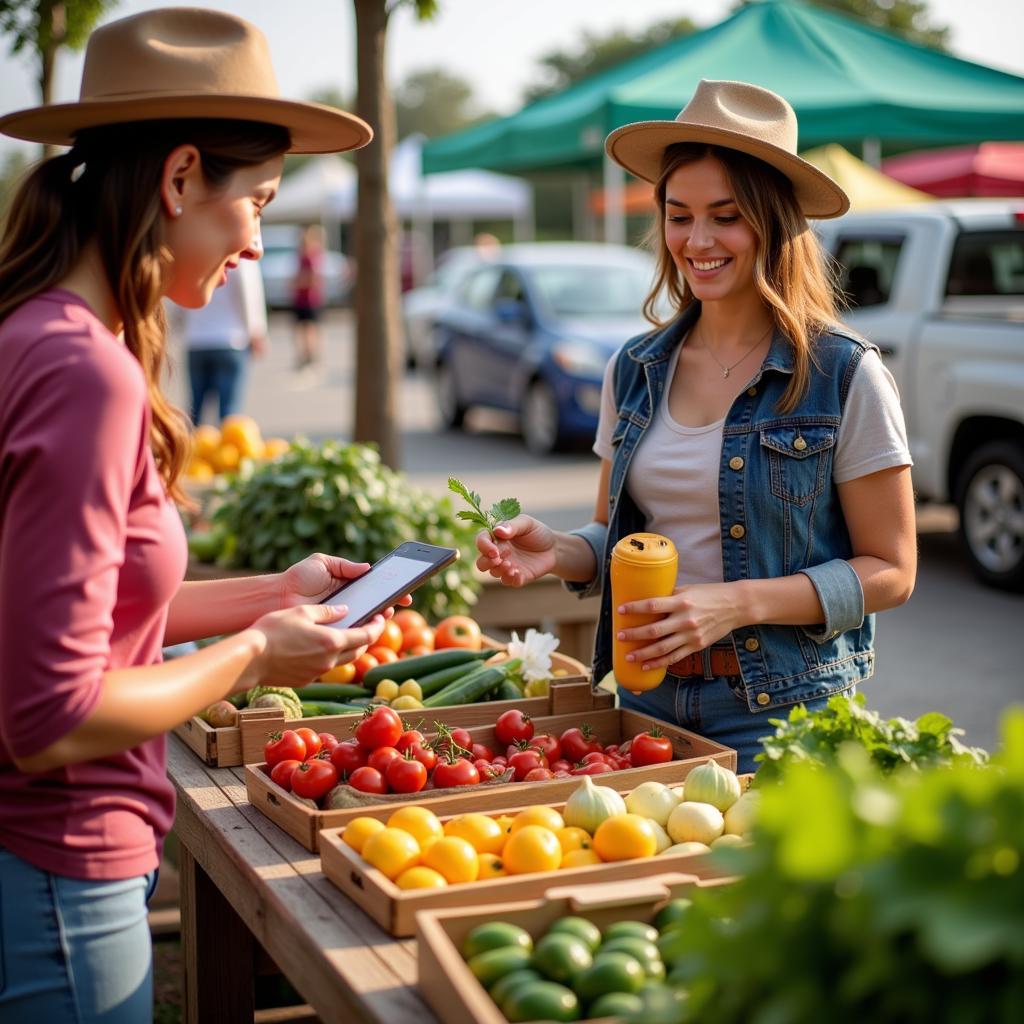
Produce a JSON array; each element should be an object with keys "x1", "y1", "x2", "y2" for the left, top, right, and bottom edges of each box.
[{"x1": 433, "y1": 243, "x2": 656, "y2": 453}]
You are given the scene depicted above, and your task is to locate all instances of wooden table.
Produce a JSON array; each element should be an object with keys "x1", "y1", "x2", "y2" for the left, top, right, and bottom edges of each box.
[{"x1": 168, "y1": 734, "x2": 437, "y2": 1024}]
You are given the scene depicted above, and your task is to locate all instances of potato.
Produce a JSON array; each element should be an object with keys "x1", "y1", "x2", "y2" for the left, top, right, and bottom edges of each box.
[{"x1": 203, "y1": 700, "x2": 238, "y2": 728}]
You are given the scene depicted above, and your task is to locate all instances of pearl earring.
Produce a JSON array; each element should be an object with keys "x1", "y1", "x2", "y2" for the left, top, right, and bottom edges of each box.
[{"x1": 173, "y1": 206, "x2": 182, "y2": 217}]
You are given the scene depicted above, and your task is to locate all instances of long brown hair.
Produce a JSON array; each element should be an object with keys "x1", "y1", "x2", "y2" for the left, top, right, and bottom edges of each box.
[
  {"x1": 642, "y1": 142, "x2": 842, "y2": 413},
  {"x1": 0, "y1": 118, "x2": 289, "y2": 503}
]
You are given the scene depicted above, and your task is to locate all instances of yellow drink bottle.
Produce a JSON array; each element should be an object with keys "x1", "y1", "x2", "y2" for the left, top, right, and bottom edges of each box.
[{"x1": 611, "y1": 533, "x2": 679, "y2": 695}]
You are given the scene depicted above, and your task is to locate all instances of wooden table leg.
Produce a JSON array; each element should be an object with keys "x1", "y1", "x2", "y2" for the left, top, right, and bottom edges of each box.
[{"x1": 179, "y1": 844, "x2": 255, "y2": 1023}]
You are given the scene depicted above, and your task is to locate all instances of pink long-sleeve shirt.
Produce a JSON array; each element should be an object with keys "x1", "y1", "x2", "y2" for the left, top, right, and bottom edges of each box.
[{"x1": 0, "y1": 289, "x2": 185, "y2": 880}]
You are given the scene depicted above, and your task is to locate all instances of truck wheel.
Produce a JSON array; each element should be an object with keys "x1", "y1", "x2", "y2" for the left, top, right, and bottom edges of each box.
[{"x1": 956, "y1": 440, "x2": 1024, "y2": 592}]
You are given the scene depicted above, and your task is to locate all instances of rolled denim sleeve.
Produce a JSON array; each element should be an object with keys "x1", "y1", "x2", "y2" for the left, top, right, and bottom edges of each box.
[
  {"x1": 562, "y1": 521, "x2": 608, "y2": 600},
  {"x1": 799, "y1": 558, "x2": 864, "y2": 642}
]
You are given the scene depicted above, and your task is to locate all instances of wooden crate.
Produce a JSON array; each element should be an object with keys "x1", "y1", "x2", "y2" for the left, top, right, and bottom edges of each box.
[
  {"x1": 415, "y1": 873, "x2": 728, "y2": 1024},
  {"x1": 320, "y1": 787, "x2": 741, "y2": 937},
  {"x1": 174, "y1": 647, "x2": 593, "y2": 767},
  {"x1": 245, "y1": 707, "x2": 736, "y2": 852}
]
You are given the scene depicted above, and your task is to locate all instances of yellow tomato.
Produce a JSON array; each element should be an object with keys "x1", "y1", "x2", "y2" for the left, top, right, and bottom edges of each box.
[
  {"x1": 342, "y1": 816, "x2": 386, "y2": 854},
  {"x1": 509, "y1": 806, "x2": 565, "y2": 835},
  {"x1": 476, "y1": 852, "x2": 506, "y2": 879},
  {"x1": 220, "y1": 414, "x2": 263, "y2": 458},
  {"x1": 191, "y1": 424, "x2": 220, "y2": 461},
  {"x1": 211, "y1": 442, "x2": 241, "y2": 473},
  {"x1": 443, "y1": 813, "x2": 506, "y2": 855},
  {"x1": 395, "y1": 866, "x2": 448, "y2": 890},
  {"x1": 502, "y1": 825, "x2": 562, "y2": 875},
  {"x1": 560, "y1": 849, "x2": 602, "y2": 869},
  {"x1": 593, "y1": 814, "x2": 658, "y2": 862},
  {"x1": 398, "y1": 680, "x2": 423, "y2": 700},
  {"x1": 361, "y1": 828, "x2": 420, "y2": 880},
  {"x1": 319, "y1": 662, "x2": 357, "y2": 685},
  {"x1": 422, "y1": 836, "x2": 480, "y2": 884},
  {"x1": 494, "y1": 814, "x2": 516, "y2": 838},
  {"x1": 375, "y1": 679, "x2": 400, "y2": 701},
  {"x1": 556, "y1": 826, "x2": 593, "y2": 854},
  {"x1": 185, "y1": 456, "x2": 215, "y2": 481},
  {"x1": 386, "y1": 806, "x2": 444, "y2": 850}
]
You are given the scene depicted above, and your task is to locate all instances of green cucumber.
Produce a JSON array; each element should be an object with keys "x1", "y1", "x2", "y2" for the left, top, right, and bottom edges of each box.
[
  {"x1": 493, "y1": 678, "x2": 524, "y2": 702},
  {"x1": 422, "y1": 659, "x2": 522, "y2": 707},
  {"x1": 361, "y1": 648, "x2": 492, "y2": 689},
  {"x1": 297, "y1": 682, "x2": 370, "y2": 701},
  {"x1": 299, "y1": 700, "x2": 365, "y2": 717},
  {"x1": 415, "y1": 660, "x2": 492, "y2": 697}
]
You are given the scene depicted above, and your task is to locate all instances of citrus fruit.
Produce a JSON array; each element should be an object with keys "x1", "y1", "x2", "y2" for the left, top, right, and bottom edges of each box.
[
  {"x1": 261, "y1": 437, "x2": 290, "y2": 460},
  {"x1": 509, "y1": 806, "x2": 565, "y2": 835},
  {"x1": 191, "y1": 424, "x2": 220, "y2": 460},
  {"x1": 386, "y1": 806, "x2": 443, "y2": 850},
  {"x1": 394, "y1": 866, "x2": 447, "y2": 890},
  {"x1": 593, "y1": 814, "x2": 658, "y2": 861},
  {"x1": 462, "y1": 921, "x2": 533, "y2": 961},
  {"x1": 444, "y1": 813, "x2": 506, "y2": 854},
  {"x1": 342, "y1": 816, "x2": 385, "y2": 853},
  {"x1": 219, "y1": 414, "x2": 263, "y2": 457},
  {"x1": 211, "y1": 442, "x2": 241, "y2": 473},
  {"x1": 502, "y1": 825, "x2": 562, "y2": 875},
  {"x1": 422, "y1": 836, "x2": 479, "y2": 884},
  {"x1": 361, "y1": 827, "x2": 419, "y2": 880}
]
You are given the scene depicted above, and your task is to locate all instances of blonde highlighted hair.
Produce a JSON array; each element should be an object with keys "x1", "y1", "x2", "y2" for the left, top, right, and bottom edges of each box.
[
  {"x1": 0, "y1": 119, "x2": 289, "y2": 504},
  {"x1": 642, "y1": 142, "x2": 843, "y2": 413}
]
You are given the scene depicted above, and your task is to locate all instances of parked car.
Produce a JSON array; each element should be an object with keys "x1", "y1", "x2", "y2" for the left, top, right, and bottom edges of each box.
[
  {"x1": 402, "y1": 246, "x2": 486, "y2": 368},
  {"x1": 432, "y1": 242, "x2": 656, "y2": 454},
  {"x1": 816, "y1": 199, "x2": 1024, "y2": 590},
  {"x1": 258, "y1": 225, "x2": 352, "y2": 309}
]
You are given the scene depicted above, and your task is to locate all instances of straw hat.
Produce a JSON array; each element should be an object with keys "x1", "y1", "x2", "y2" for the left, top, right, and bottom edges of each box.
[
  {"x1": 0, "y1": 7, "x2": 371, "y2": 155},
  {"x1": 605, "y1": 80, "x2": 849, "y2": 218}
]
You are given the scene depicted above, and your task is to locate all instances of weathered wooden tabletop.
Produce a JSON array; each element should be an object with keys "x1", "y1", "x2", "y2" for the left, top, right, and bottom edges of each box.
[{"x1": 168, "y1": 734, "x2": 437, "y2": 1024}]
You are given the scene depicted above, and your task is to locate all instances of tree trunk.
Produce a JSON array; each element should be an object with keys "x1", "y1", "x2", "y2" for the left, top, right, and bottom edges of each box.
[
  {"x1": 353, "y1": 0, "x2": 401, "y2": 468},
  {"x1": 39, "y1": 2, "x2": 65, "y2": 161}
]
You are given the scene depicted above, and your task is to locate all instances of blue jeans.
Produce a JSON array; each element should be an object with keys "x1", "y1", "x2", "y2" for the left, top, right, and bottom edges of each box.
[
  {"x1": 0, "y1": 846, "x2": 156, "y2": 1024},
  {"x1": 187, "y1": 347, "x2": 248, "y2": 425},
  {"x1": 617, "y1": 675, "x2": 854, "y2": 774}
]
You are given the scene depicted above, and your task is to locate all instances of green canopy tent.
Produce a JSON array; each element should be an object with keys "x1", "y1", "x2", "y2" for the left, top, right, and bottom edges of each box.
[{"x1": 423, "y1": 0, "x2": 1024, "y2": 241}]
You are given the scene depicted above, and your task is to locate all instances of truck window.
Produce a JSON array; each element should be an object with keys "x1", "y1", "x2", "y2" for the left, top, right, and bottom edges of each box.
[
  {"x1": 946, "y1": 231, "x2": 1024, "y2": 297},
  {"x1": 833, "y1": 238, "x2": 904, "y2": 309}
]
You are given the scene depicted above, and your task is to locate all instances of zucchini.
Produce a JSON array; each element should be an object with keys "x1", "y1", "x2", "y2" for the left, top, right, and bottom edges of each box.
[
  {"x1": 362, "y1": 648, "x2": 492, "y2": 689},
  {"x1": 299, "y1": 700, "x2": 364, "y2": 718},
  {"x1": 297, "y1": 682, "x2": 370, "y2": 702},
  {"x1": 415, "y1": 660, "x2": 492, "y2": 698},
  {"x1": 422, "y1": 659, "x2": 522, "y2": 708},
  {"x1": 493, "y1": 678, "x2": 524, "y2": 702}
]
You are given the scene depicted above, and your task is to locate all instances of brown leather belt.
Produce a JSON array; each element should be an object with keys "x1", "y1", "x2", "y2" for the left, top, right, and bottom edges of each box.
[{"x1": 667, "y1": 646, "x2": 741, "y2": 678}]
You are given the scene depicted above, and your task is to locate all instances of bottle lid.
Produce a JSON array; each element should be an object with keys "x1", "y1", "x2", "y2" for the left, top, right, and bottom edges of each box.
[{"x1": 612, "y1": 532, "x2": 678, "y2": 567}]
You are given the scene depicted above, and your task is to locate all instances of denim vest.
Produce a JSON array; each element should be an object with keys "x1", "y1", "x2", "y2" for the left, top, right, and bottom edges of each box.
[{"x1": 570, "y1": 304, "x2": 876, "y2": 715}]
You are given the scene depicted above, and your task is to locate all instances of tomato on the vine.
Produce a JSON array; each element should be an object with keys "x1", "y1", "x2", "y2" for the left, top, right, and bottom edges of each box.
[
  {"x1": 508, "y1": 749, "x2": 548, "y2": 781},
  {"x1": 355, "y1": 706, "x2": 403, "y2": 750},
  {"x1": 433, "y1": 757, "x2": 480, "y2": 789},
  {"x1": 330, "y1": 740, "x2": 367, "y2": 776},
  {"x1": 408, "y1": 742, "x2": 437, "y2": 772},
  {"x1": 386, "y1": 753, "x2": 428, "y2": 794},
  {"x1": 495, "y1": 709, "x2": 533, "y2": 747},
  {"x1": 395, "y1": 729, "x2": 426, "y2": 753},
  {"x1": 630, "y1": 728, "x2": 674, "y2": 766},
  {"x1": 348, "y1": 766, "x2": 387, "y2": 794},
  {"x1": 291, "y1": 759, "x2": 338, "y2": 800},
  {"x1": 294, "y1": 727, "x2": 322, "y2": 758},
  {"x1": 264, "y1": 730, "x2": 306, "y2": 767},
  {"x1": 368, "y1": 745, "x2": 403, "y2": 776},
  {"x1": 528, "y1": 733, "x2": 561, "y2": 763},
  {"x1": 269, "y1": 758, "x2": 302, "y2": 791},
  {"x1": 559, "y1": 724, "x2": 602, "y2": 763}
]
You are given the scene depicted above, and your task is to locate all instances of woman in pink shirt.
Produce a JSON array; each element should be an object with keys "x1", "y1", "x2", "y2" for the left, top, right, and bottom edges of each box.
[{"x1": 0, "y1": 10, "x2": 383, "y2": 1023}]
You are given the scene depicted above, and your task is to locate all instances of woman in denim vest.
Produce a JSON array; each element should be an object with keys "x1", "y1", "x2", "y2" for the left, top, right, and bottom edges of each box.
[{"x1": 476, "y1": 81, "x2": 917, "y2": 771}]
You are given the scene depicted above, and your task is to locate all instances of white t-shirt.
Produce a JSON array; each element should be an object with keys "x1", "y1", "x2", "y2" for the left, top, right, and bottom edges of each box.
[
  {"x1": 173, "y1": 259, "x2": 268, "y2": 352},
  {"x1": 593, "y1": 340, "x2": 913, "y2": 586}
]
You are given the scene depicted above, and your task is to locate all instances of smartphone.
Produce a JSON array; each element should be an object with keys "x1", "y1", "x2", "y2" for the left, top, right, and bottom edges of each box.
[{"x1": 319, "y1": 541, "x2": 459, "y2": 629}]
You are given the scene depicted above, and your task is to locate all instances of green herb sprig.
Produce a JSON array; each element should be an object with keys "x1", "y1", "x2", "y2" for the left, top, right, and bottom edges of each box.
[{"x1": 448, "y1": 477, "x2": 521, "y2": 537}]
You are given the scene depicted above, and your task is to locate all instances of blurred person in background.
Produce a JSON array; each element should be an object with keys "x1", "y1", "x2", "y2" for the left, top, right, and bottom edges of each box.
[{"x1": 291, "y1": 223, "x2": 325, "y2": 370}]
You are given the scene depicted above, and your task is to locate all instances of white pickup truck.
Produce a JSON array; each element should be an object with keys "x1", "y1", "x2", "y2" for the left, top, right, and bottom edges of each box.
[{"x1": 816, "y1": 200, "x2": 1024, "y2": 591}]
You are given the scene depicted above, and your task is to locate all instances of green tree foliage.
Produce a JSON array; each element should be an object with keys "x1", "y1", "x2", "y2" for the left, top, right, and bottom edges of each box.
[
  {"x1": 395, "y1": 67, "x2": 495, "y2": 140},
  {"x1": 523, "y1": 17, "x2": 699, "y2": 104},
  {"x1": 732, "y1": 0, "x2": 950, "y2": 50}
]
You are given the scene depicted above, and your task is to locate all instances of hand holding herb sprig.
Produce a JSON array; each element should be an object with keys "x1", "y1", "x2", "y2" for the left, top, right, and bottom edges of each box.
[{"x1": 448, "y1": 477, "x2": 521, "y2": 538}]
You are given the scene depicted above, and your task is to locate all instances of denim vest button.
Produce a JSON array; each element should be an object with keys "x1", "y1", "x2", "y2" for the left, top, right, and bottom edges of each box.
[
  {"x1": 756, "y1": 692, "x2": 771, "y2": 706},
  {"x1": 747, "y1": 386, "x2": 757, "y2": 397},
  {"x1": 744, "y1": 637, "x2": 760, "y2": 652},
  {"x1": 729, "y1": 524, "x2": 746, "y2": 539},
  {"x1": 729, "y1": 456, "x2": 744, "y2": 471},
  {"x1": 793, "y1": 436, "x2": 807, "y2": 451}
]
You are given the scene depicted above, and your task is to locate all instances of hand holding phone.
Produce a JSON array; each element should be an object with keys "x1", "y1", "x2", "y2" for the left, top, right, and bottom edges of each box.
[{"x1": 320, "y1": 541, "x2": 458, "y2": 628}]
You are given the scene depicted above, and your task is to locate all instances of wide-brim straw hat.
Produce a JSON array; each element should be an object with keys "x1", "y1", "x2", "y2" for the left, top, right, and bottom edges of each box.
[
  {"x1": 605, "y1": 79, "x2": 849, "y2": 219},
  {"x1": 0, "y1": 7, "x2": 371, "y2": 155}
]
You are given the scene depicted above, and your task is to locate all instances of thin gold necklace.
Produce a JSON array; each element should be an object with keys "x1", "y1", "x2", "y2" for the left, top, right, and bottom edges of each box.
[{"x1": 698, "y1": 323, "x2": 774, "y2": 379}]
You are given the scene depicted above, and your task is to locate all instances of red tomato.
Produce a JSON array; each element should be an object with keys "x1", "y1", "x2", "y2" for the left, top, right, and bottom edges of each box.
[
  {"x1": 604, "y1": 744, "x2": 620, "y2": 757},
  {"x1": 291, "y1": 759, "x2": 338, "y2": 801},
  {"x1": 352, "y1": 652, "x2": 379, "y2": 684},
  {"x1": 559, "y1": 725, "x2": 602, "y2": 763},
  {"x1": 630, "y1": 729, "x2": 674, "y2": 767},
  {"x1": 528, "y1": 733, "x2": 561, "y2": 763},
  {"x1": 264, "y1": 730, "x2": 306, "y2": 767},
  {"x1": 367, "y1": 645, "x2": 399, "y2": 665},
  {"x1": 550, "y1": 759, "x2": 572, "y2": 774},
  {"x1": 434, "y1": 615, "x2": 483, "y2": 650},
  {"x1": 368, "y1": 745, "x2": 403, "y2": 776},
  {"x1": 408, "y1": 742, "x2": 437, "y2": 772},
  {"x1": 386, "y1": 754, "x2": 428, "y2": 794},
  {"x1": 523, "y1": 767, "x2": 555, "y2": 782},
  {"x1": 433, "y1": 758, "x2": 480, "y2": 788},
  {"x1": 355, "y1": 706, "x2": 403, "y2": 750},
  {"x1": 269, "y1": 758, "x2": 302, "y2": 791},
  {"x1": 508, "y1": 749, "x2": 548, "y2": 781},
  {"x1": 395, "y1": 729, "x2": 426, "y2": 753},
  {"x1": 348, "y1": 766, "x2": 388, "y2": 794},
  {"x1": 576, "y1": 761, "x2": 615, "y2": 776},
  {"x1": 294, "y1": 727, "x2": 322, "y2": 758},
  {"x1": 330, "y1": 740, "x2": 367, "y2": 776},
  {"x1": 437, "y1": 727, "x2": 473, "y2": 759},
  {"x1": 393, "y1": 609, "x2": 429, "y2": 632},
  {"x1": 495, "y1": 710, "x2": 534, "y2": 747},
  {"x1": 491, "y1": 756, "x2": 508, "y2": 770},
  {"x1": 401, "y1": 629, "x2": 435, "y2": 654},
  {"x1": 553, "y1": 770, "x2": 573, "y2": 779},
  {"x1": 379, "y1": 619, "x2": 404, "y2": 653},
  {"x1": 404, "y1": 642, "x2": 434, "y2": 657},
  {"x1": 470, "y1": 742, "x2": 494, "y2": 762},
  {"x1": 474, "y1": 758, "x2": 503, "y2": 780},
  {"x1": 582, "y1": 751, "x2": 612, "y2": 766},
  {"x1": 318, "y1": 732, "x2": 340, "y2": 753}
]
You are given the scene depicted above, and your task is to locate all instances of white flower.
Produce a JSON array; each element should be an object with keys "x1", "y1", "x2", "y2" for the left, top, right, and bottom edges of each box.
[{"x1": 506, "y1": 628, "x2": 560, "y2": 682}]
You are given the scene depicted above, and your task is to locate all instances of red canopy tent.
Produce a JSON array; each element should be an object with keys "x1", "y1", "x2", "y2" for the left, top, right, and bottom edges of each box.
[{"x1": 882, "y1": 143, "x2": 1024, "y2": 197}]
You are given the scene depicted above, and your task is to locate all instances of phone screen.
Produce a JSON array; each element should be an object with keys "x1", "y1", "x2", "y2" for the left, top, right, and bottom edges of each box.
[{"x1": 322, "y1": 546, "x2": 454, "y2": 628}]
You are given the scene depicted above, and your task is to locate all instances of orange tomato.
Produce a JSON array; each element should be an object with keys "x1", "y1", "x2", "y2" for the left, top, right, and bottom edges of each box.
[
  {"x1": 319, "y1": 662, "x2": 357, "y2": 684},
  {"x1": 352, "y1": 652, "x2": 379, "y2": 684},
  {"x1": 379, "y1": 619, "x2": 404, "y2": 653},
  {"x1": 434, "y1": 615, "x2": 483, "y2": 650},
  {"x1": 501, "y1": 825, "x2": 562, "y2": 875},
  {"x1": 393, "y1": 609, "x2": 428, "y2": 632},
  {"x1": 401, "y1": 626, "x2": 435, "y2": 653},
  {"x1": 404, "y1": 644, "x2": 433, "y2": 658},
  {"x1": 367, "y1": 645, "x2": 399, "y2": 665}
]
